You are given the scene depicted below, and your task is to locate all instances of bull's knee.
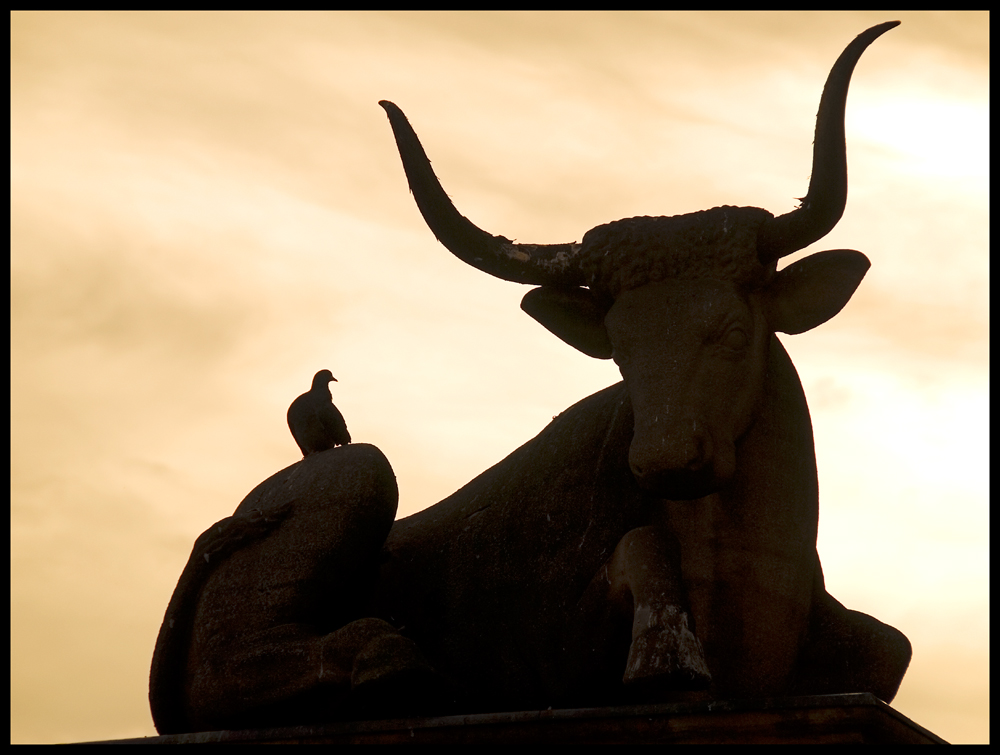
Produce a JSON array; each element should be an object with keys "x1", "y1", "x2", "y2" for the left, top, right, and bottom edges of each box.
[{"x1": 608, "y1": 526, "x2": 684, "y2": 606}]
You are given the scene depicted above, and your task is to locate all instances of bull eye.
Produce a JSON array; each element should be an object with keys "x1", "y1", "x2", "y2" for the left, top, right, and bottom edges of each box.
[{"x1": 719, "y1": 324, "x2": 749, "y2": 354}]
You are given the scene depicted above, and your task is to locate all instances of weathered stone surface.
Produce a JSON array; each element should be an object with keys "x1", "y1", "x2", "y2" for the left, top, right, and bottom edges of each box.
[{"x1": 150, "y1": 22, "x2": 914, "y2": 735}]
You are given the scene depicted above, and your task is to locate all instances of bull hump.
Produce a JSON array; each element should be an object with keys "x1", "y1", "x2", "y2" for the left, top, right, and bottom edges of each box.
[{"x1": 150, "y1": 444, "x2": 398, "y2": 734}]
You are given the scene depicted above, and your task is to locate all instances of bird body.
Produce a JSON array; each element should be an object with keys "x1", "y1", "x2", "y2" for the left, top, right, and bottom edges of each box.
[{"x1": 287, "y1": 369, "x2": 351, "y2": 456}]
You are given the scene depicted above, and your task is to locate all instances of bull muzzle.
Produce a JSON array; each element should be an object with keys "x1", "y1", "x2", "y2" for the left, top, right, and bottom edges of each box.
[{"x1": 629, "y1": 420, "x2": 734, "y2": 500}]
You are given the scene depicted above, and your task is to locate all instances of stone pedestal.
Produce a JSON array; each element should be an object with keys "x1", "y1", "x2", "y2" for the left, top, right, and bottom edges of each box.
[{"x1": 80, "y1": 694, "x2": 945, "y2": 744}]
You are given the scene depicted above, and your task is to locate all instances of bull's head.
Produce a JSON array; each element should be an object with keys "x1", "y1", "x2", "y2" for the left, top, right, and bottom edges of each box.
[{"x1": 381, "y1": 22, "x2": 897, "y2": 499}]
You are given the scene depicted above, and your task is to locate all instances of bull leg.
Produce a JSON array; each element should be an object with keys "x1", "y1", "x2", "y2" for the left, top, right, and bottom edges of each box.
[
  {"x1": 792, "y1": 580, "x2": 912, "y2": 703},
  {"x1": 188, "y1": 618, "x2": 447, "y2": 730},
  {"x1": 575, "y1": 526, "x2": 710, "y2": 691},
  {"x1": 187, "y1": 621, "x2": 350, "y2": 731},
  {"x1": 613, "y1": 527, "x2": 712, "y2": 688}
]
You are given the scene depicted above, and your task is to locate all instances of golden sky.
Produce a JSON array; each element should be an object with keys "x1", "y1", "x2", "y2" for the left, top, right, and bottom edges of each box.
[{"x1": 11, "y1": 11, "x2": 988, "y2": 744}]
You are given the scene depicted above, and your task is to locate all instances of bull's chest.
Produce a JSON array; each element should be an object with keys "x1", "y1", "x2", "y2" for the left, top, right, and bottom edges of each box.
[{"x1": 652, "y1": 493, "x2": 816, "y2": 695}]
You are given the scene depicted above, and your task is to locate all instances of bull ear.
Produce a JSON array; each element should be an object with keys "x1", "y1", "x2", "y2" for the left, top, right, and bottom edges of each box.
[
  {"x1": 520, "y1": 286, "x2": 614, "y2": 359},
  {"x1": 765, "y1": 249, "x2": 871, "y2": 335}
]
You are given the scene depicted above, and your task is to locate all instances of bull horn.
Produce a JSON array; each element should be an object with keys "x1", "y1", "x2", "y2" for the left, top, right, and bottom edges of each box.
[
  {"x1": 379, "y1": 100, "x2": 586, "y2": 287},
  {"x1": 757, "y1": 21, "x2": 899, "y2": 265}
]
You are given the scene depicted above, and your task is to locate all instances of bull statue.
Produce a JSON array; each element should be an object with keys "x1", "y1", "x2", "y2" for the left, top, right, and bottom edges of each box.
[
  {"x1": 371, "y1": 20, "x2": 910, "y2": 708},
  {"x1": 150, "y1": 22, "x2": 911, "y2": 734}
]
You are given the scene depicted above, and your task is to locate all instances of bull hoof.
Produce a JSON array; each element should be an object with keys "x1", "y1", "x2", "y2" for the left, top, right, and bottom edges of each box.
[
  {"x1": 350, "y1": 633, "x2": 456, "y2": 716},
  {"x1": 623, "y1": 604, "x2": 711, "y2": 689}
]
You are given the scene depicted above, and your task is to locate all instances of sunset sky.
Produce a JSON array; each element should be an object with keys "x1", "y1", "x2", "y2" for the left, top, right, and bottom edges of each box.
[{"x1": 11, "y1": 11, "x2": 988, "y2": 744}]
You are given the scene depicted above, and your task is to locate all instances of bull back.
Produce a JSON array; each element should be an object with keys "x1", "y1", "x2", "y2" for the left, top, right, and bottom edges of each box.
[{"x1": 371, "y1": 382, "x2": 640, "y2": 707}]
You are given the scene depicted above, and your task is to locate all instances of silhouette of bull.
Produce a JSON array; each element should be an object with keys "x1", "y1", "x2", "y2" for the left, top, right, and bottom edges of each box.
[
  {"x1": 150, "y1": 22, "x2": 913, "y2": 735},
  {"x1": 369, "y1": 21, "x2": 910, "y2": 710}
]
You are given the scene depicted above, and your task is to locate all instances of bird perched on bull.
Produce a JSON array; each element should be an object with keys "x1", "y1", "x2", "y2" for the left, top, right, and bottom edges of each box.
[{"x1": 287, "y1": 369, "x2": 352, "y2": 456}]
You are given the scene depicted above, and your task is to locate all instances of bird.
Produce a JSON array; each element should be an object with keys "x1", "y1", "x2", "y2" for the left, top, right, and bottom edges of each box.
[{"x1": 287, "y1": 369, "x2": 351, "y2": 456}]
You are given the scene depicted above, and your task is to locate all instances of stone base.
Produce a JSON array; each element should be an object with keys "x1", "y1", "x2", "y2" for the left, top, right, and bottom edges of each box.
[{"x1": 78, "y1": 694, "x2": 946, "y2": 744}]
